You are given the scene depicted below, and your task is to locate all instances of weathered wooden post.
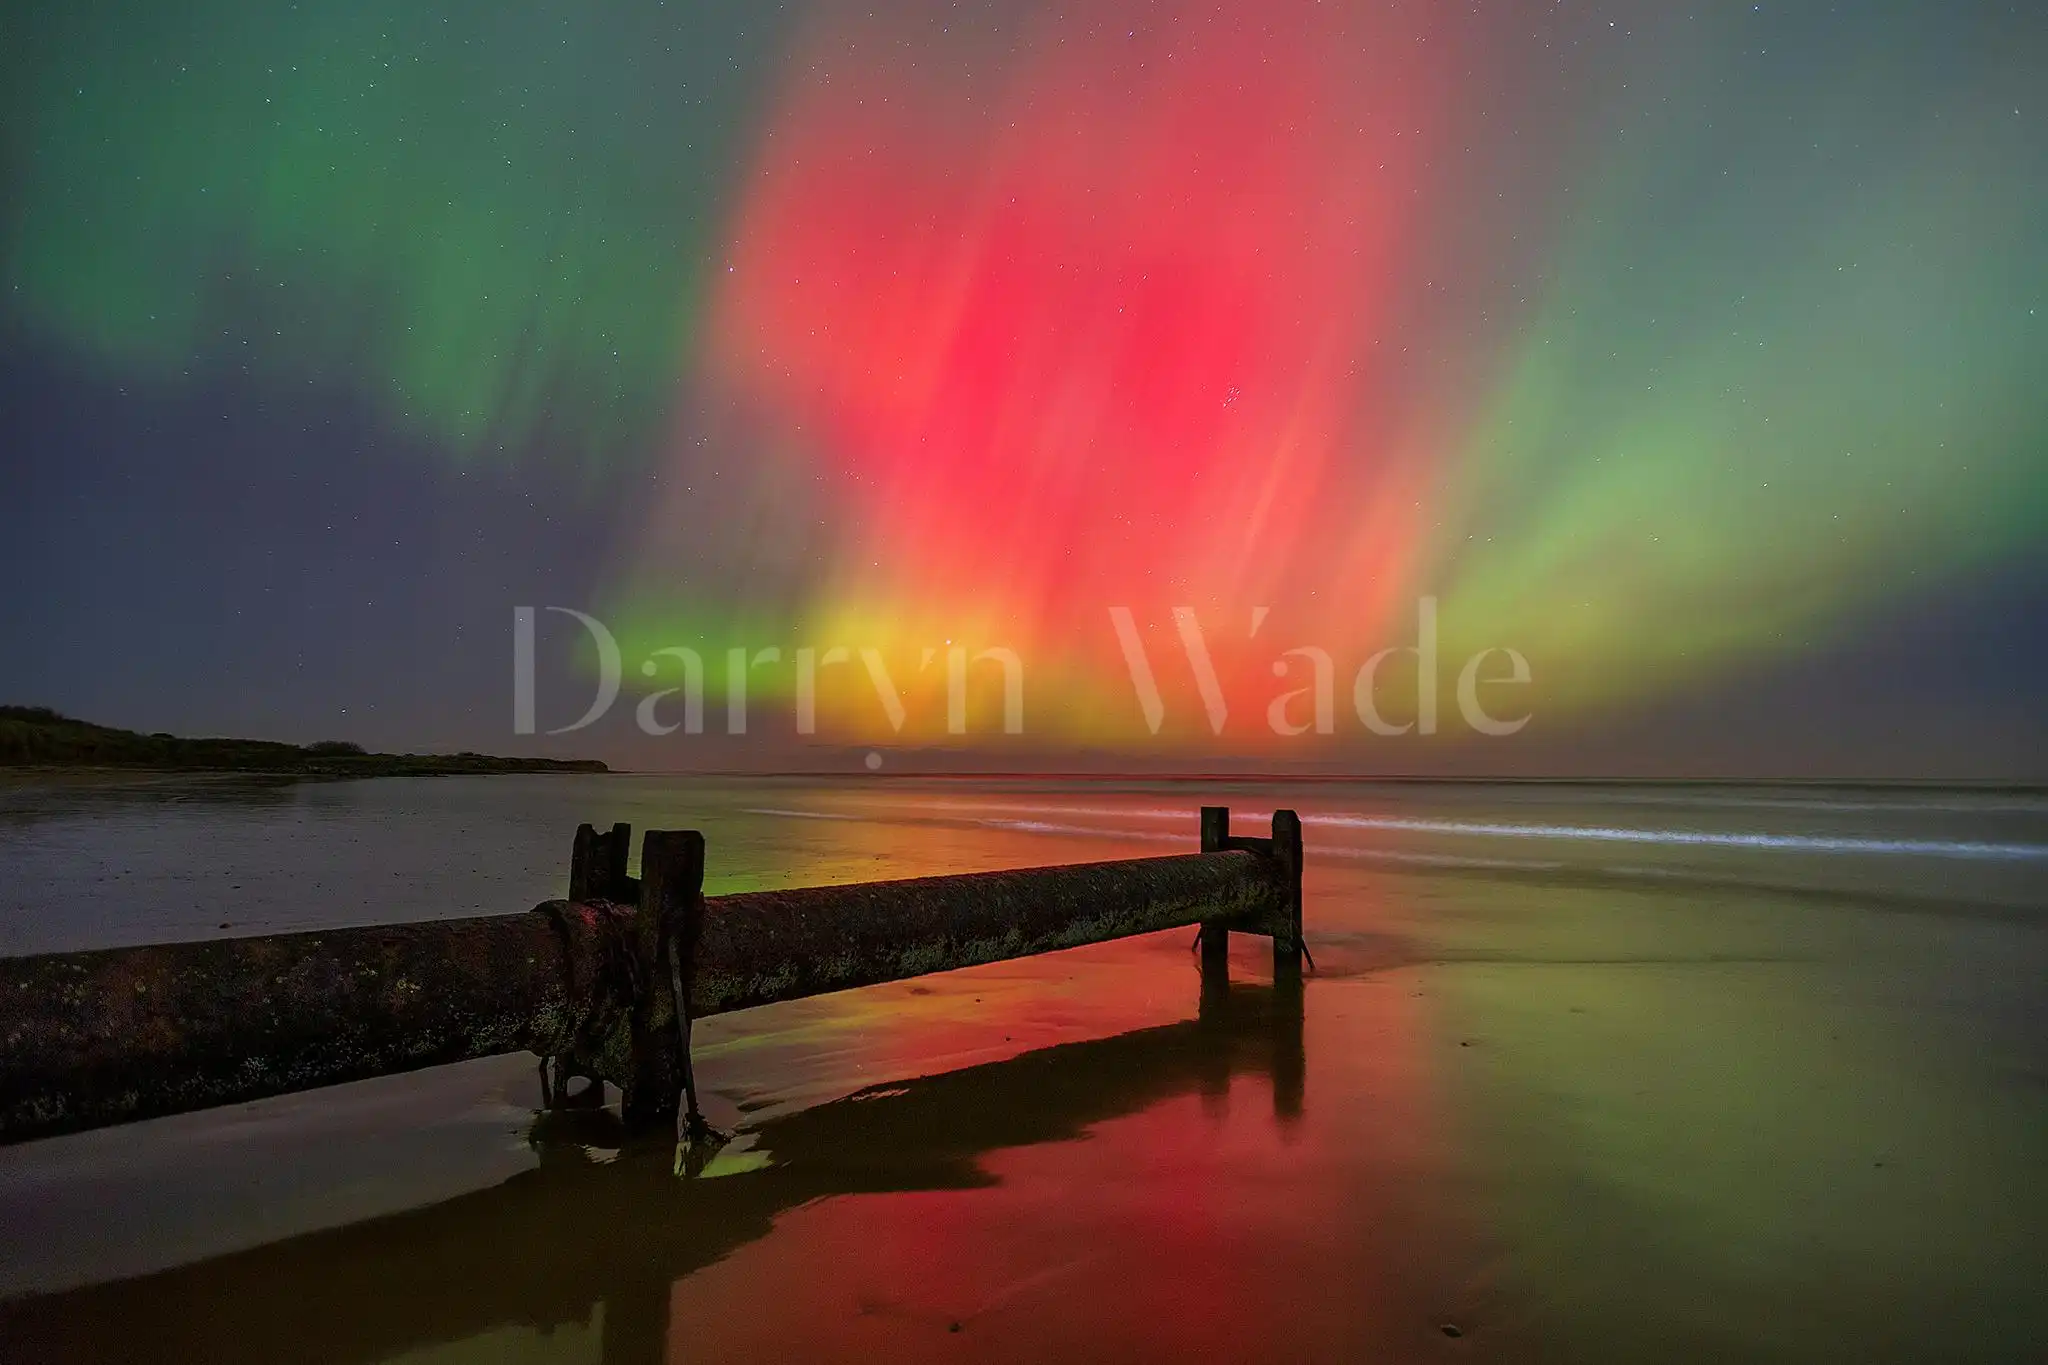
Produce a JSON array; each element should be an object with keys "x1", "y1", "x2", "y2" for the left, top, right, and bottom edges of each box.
[
  {"x1": 1196, "y1": 805, "x2": 1304, "y2": 972},
  {"x1": 1271, "y1": 808, "x2": 1305, "y2": 976},
  {"x1": 568, "y1": 821, "x2": 635, "y2": 904},
  {"x1": 621, "y1": 829, "x2": 703, "y2": 1130},
  {"x1": 541, "y1": 821, "x2": 638, "y2": 1107},
  {"x1": 1199, "y1": 805, "x2": 1232, "y2": 975}
]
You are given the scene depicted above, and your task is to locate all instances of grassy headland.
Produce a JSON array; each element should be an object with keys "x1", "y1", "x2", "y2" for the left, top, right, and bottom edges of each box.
[{"x1": 0, "y1": 706, "x2": 607, "y2": 776}]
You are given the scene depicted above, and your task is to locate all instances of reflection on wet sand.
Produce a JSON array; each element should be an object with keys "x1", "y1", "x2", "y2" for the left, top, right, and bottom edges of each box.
[
  {"x1": 0, "y1": 976, "x2": 1304, "y2": 1365},
  {"x1": 9, "y1": 778, "x2": 2037, "y2": 1360}
]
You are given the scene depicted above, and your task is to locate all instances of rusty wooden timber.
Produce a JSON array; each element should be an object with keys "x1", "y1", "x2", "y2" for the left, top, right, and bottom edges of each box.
[{"x1": 0, "y1": 806, "x2": 1302, "y2": 1146}]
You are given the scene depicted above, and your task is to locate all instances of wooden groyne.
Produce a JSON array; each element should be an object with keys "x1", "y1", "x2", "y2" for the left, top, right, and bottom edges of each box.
[{"x1": 0, "y1": 807, "x2": 1303, "y2": 1145}]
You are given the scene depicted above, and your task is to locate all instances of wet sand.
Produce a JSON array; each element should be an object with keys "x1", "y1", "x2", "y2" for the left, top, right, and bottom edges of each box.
[{"x1": 0, "y1": 777, "x2": 2042, "y2": 1361}]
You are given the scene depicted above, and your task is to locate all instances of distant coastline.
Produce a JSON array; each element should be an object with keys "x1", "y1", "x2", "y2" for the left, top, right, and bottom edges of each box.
[{"x1": 0, "y1": 706, "x2": 606, "y2": 777}]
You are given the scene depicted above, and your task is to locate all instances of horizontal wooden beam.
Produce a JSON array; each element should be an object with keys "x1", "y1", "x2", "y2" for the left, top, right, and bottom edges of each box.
[{"x1": 0, "y1": 807, "x2": 1303, "y2": 1145}]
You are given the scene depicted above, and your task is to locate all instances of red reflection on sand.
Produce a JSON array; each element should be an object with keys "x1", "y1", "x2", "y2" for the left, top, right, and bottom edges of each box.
[{"x1": 665, "y1": 872, "x2": 1463, "y2": 1361}]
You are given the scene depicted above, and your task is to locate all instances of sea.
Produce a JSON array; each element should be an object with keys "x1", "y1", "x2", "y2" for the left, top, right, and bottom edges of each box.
[{"x1": 0, "y1": 773, "x2": 2043, "y2": 1362}]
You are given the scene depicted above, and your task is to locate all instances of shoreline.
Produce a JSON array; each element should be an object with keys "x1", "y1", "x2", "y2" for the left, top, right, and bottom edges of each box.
[
  {"x1": 0, "y1": 706, "x2": 606, "y2": 778},
  {"x1": 0, "y1": 759, "x2": 606, "y2": 783},
  {"x1": 517, "y1": 768, "x2": 2047, "y2": 794}
]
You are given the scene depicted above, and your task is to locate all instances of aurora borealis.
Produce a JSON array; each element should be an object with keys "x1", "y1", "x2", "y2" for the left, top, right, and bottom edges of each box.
[{"x1": 3, "y1": 0, "x2": 2044, "y2": 772}]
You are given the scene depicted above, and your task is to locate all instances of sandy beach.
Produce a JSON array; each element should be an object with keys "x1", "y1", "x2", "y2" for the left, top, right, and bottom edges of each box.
[{"x1": 0, "y1": 776, "x2": 2042, "y2": 1361}]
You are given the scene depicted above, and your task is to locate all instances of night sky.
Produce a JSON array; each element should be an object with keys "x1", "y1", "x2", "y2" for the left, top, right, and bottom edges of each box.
[{"x1": 3, "y1": 1, "x2": 2043, "y2": 777}]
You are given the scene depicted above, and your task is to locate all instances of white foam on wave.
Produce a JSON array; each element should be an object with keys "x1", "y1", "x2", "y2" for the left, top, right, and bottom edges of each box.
[
  {"x1": 752, "y1": 799, "x2": 2047, "y2": 862},
  {"x1": 1301, "y1": 812, "x2": 2047, "y2": 861}
]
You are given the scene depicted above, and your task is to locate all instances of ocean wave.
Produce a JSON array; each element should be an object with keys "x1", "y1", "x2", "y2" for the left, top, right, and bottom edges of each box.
[{"x1": 751, "y1": 800, "x2": 2047, "y2": 862}]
